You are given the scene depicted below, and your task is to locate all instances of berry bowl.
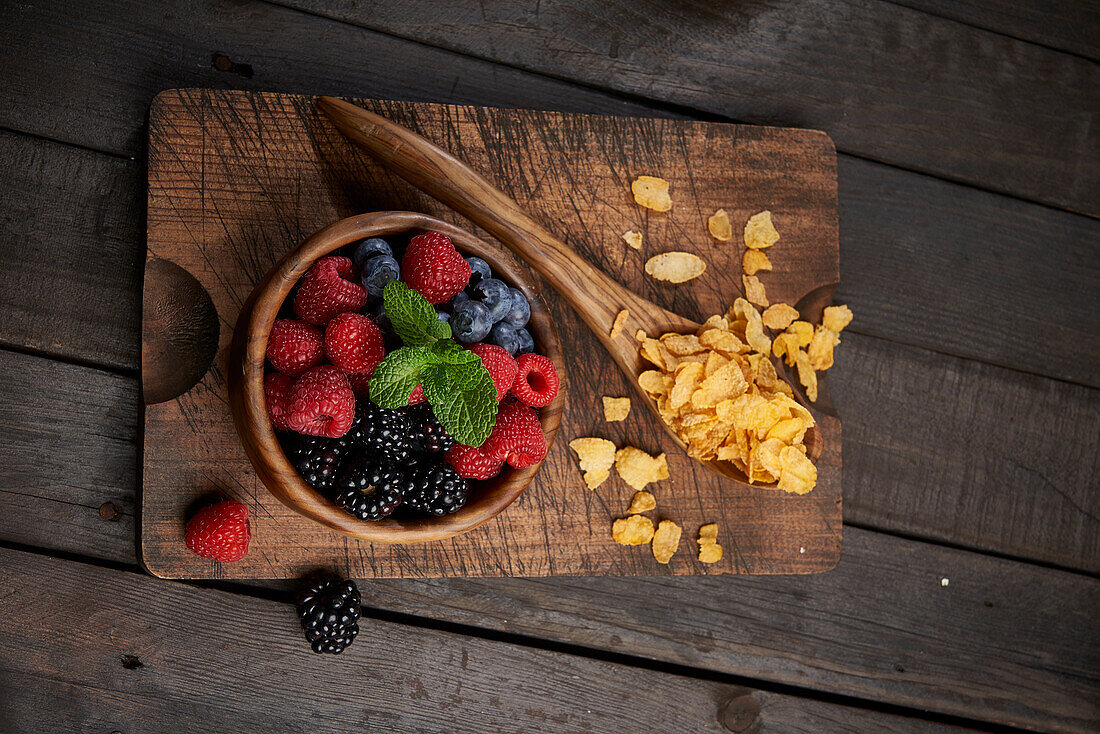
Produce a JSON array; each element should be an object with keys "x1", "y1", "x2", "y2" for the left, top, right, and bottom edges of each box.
[{"x1": 228, "y1": 211, "x2": 565, "y2": 543}]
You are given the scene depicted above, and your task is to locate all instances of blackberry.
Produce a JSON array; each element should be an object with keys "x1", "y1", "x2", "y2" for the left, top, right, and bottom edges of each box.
[
  {"x1": 287, "y1": 436, "x2": 349, "y2": 495},
  {"x1": 403, "y1": 462, "x2": 470, "y2": 517},
  {"x1": 334, "y1": 455, "x2": 404, "y2": 520},
  {"x1": 407, "y1": 404, "x2": 455, "y2": 455},
  {"x1": 296, "y1": 576, "x2": 361, "y2": 654},
  {"x1": 346, "y1": 402, "x2": 412, "y2": 465}
]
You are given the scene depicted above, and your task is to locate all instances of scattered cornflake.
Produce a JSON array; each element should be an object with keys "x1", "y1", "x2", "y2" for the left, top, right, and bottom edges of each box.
[
  {"x1": 568, "y1": 437, "x2": 617, "y2": 490},
  {"x1": 652, "y1": 520, "x2": 682, "y2": 564},
  {"x1": 707, "y1": 208, "x2": 733, "y2": 241},
  {"x1": 742, "y1": 274, "x2": 769, "y2": 307},
  {"x1": 807, "y1": 325, "x2": 840, "y2": 371},
  {"x1": 635, "y1": 329, "x2": 647, "y2": 342},
  {"x1": 777, "y1": 445, "x2": 817, "y2": 495},
  {"x1": 697, "y1": 523, "x2": 723, "y2": 564},
  {"x1": 612, "y1": 514, "x2": 655, "y2": 545},
  {"x1": 631, "y1": 175, "x2": 672, "y2": 212},
  {"x1": 744, "y1": 210, "x2": 780, "y2": 250},
  {"x1": 615, "y1": 446, "x2": 670, "y2": 491},
  {"x1": 742, "y1": 249, "x2": 772, "y2": 276},
  {"x1": 621, "y1": 230, "x2": 643, "y2": 250},
  {"x1": 610, "y1": 309, "x2": 630, "y2": 339},
  {"x1": 626, "y1": 490, "x2": 657, "y2": 514},
  {"x1": 787, "y1": 321, "x2": 814, "y2": 347},
  {"x1": 822, "y1": 304, "x2": 853, "y2": 333},
  {"x1": 645, "y1": 252, "x2": 707, "y2": 284},
  {"x1": 794, "y1": 350, "x2": 818, "y2": 403},
  {"x1": 762, "y1": 303, "x2": 799, "y2": 331},
  {"x1": 602, "y1": 396, "x2": 631, "y2": 422}
]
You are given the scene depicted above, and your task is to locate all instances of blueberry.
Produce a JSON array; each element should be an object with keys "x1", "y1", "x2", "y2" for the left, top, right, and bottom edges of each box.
[
  {"x1": 515, "y1": 328, "x2": 535, "y2": 355},
  {"x1": 488, "y1": 322, "x2": 520, "y2": 355},
  {"x1": 360, "y1": 255, "x2": 400, "y2": 298},
  {"x1": 366, "y1": 300, "x2": 392, "y2": 333},
  {"x1": 450, "y1": 291, "x2": 470, "y2": 310},
  {"x1": 464, "y1": 256, "x2": 492, "y2": 288},
  {"x1": 352, "y1": 237, "x2": 393, "y2": 269},
  {"x1": 469, "y1": 277, "x2": 512, "y2": 323},
  {"x1": 503, "y1": 288, "x2": 530, "y2": 328},
  {"x1": 451, "y1": 300, "x2": 492, "y2": 343},
  {"x1": 436, "y1": 309, "x2": 451, "y2": 324}
]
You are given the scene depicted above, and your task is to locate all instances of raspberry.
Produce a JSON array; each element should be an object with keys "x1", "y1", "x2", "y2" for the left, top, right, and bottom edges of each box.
[
  {"x1": 346, "y1": 372, "x2": 372, "y2": 397},
  {"x1": 185, "y1": 500, "x2": 251, "y2": 562},
  {"x1": 466, "y1": 342, "x2": 517, "y2": 401},
  {"x1": 293, "y1": 256, "x2": 368, "y2": 325},
  {"x1": 264, "y1": 372, "x2": 294, "y2": 431},
  {"x1": 484, "y1": 401, "x2": 547, "y2": 468},
  {"x1": 511, "y1": 353, "x2": 560, "y2": 407},
  {"x1": 286, "y1": 366, "x2": 356, "y2": 438},
  {"x1": 266, "y1": 319, "x2": 324, "y2": 377},
  {"x1": 325, "y1": 312, "x2": 385, "y2": 376},
  {"x1": 407, "y1": 384, "x2": 426, "y2": 405},
  {"x1": 447, "y1": 443, "x2": 505, "y2": 480},
  {"x1": 401, "y1": 231, "x2": 471, "y2": 304}
]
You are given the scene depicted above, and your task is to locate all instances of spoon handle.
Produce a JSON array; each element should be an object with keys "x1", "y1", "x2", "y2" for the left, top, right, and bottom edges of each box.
[{"x1": 318, "y1": 97, "x2": 694, "y2": 341}]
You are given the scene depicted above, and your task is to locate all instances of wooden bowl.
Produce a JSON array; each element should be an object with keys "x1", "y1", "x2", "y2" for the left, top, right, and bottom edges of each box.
[{"x1": 228, "y1": 211, "x2": 566, "y2": 543}]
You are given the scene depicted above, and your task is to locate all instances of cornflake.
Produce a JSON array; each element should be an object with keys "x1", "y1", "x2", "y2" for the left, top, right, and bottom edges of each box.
[
  {"x1": 652, "y1": 520, "x2": 682, "y2": 564},
  {"x1": 631, "y1": 175, "x2": 672, "y2": 212},
  {"x1": 742, "y1": 274, "x2": 769, "y2": 307},
  {"x1": 744, "y1": 210, "x2": 780, "y2": 250},
  {"x1": 807, "y1": 325, "x2": 840, "y2": 371},
  {"x1": 697, "y1": 523, "x2": 723, "y2": 564},
  {"x1": 621, "y1": 230, "x2": 643, "y2": 250},
  {"x1": 742, "y1": 249, "x2": 772, "y2": 276},
  {"x1": 645, "y1": 252, "x2": 706, "y2": 284},
  {"x1": 822, "y1": 305, "x2": 853, "y2": 333},
  {"x1": 610, "y1": 309, "x2": 629, "y2": 339},
  {"x1": 615, "y1": 446, "x2": 669, "y2": 491},
  {"x1": 602, "y1": 396, "x2": 631, "y2": 422},
  {"x1": 568, "y1": 437, "x2": 617, "y2": 490},
  {"x1": 762, "y1": 303, "x2": 799, "y2": 331},
  {"x1": 626, "y1": 490, "x2": 656, "y2": 514},
  {"x1": 612, "y1": 514, "x2": 655, "y2": 545},
  {"x1": 707, "y1": 209, "x2": 733, "y2": 241}
]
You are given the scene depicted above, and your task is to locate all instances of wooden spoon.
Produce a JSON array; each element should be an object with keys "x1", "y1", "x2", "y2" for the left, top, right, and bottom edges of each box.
[{"x1": 318, "y1": 96, "x2": 821, "y2": 484}]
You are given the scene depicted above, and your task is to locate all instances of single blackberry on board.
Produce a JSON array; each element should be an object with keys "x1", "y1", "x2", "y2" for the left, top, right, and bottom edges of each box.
[
  {"x1": 296, "y1": 577, "x2": 361, "y2": 654},
  {"x1": 286, "y1": 436, "x2": 350, "y2": 495},
  {"x1": 403, "y1": 462, "x2": 470, "y2": 517},
  {"x1": 346, "y1": 401, "x2": 413, "y2": 464},
  {"x1": 407, "y1": 404, "x2": 455, "y2": 455},
  {"x1": 334, "y1": 455, "x2": 405, "y2": 520}
]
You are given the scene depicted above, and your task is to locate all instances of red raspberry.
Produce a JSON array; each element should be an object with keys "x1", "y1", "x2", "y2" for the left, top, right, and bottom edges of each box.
[
  {"x1": 447, "y1": 443, "x2": 505, "y2": 480},
  {"x1": 401, "y1": 231, "x2": 471, "y2": 304},
  {"x1": 467, "y1": 343, "x2": 518, "y2": 401},
  {"x1": 293, "y1": 256, "x2": 368, "y2": 325},
  {"x1": 266, "y1": 319, "x2": 324, "y2": 377},
  {"x1": 484, "y1": 401, "x2": 547, "y2": 468},
  {"x1": 325, "y1": 312, "x2": 385, "y2": 375},
  {"x1": 264, "y1": 372, "x2": 294, "y2": 431},
  {"x1": 511, "y1": 353, "x2": 560, "y2": 407},
  {"x1": 185, "y1": 500, "x2": 251, "y2": 562},
  {"x1": 286, "y1": 366, "x2": 355, "y2": 438},
  {"x1": 346, "y1": 372, "x2": 372, "y2": 397},
  {"x1": 407, "y1": 384, "x2": 426, "y2": 405}
]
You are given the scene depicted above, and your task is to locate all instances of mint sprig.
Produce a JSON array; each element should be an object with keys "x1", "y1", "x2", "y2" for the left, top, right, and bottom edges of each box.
[{"x1": 368, "y1": 280, "x2": 498, "y2": 446}]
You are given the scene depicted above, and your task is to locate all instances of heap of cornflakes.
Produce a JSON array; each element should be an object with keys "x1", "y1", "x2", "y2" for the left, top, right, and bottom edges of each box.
[{"x1": 635, "y1": 297, "x2": 818, "y2": 494}]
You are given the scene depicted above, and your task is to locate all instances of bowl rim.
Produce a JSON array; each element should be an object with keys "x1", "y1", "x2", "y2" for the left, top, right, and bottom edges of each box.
[{"x1": 229, "y1": 211, "x2": 566, "y2": 543}]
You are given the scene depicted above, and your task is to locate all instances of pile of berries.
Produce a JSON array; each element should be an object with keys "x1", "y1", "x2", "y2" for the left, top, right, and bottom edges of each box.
[{"x1": 264, "y1": 230, "x2": 560, "y2": 522}]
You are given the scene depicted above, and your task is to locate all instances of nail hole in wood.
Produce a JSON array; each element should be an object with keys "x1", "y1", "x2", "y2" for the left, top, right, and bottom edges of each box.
[
  {"x1": 120, "y1": 655, "x2": 144, "y2": 670},
  {"x1": 99, "y1": 502, "x2": 119, "y2": 521}
]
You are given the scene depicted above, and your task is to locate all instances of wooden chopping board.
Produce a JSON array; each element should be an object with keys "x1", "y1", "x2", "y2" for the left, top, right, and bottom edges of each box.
[{"x1": 141, "y1": 88, "x2": 841, "y2": 579}]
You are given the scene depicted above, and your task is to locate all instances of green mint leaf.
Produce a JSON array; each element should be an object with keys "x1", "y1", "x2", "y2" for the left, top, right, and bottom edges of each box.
[
  {"x1": 383, "y1": 280, "x2": 438, "y2": 347},
  {"x1": 369, "y1": 346, "x2": 433, "y2": 408},
  {"x1": 421, "y1": 361, "x2": 498, "y2": 447},
  {"x1": 427, "y1": 318, "x2": 452, "y2": 341},
  {"x1": 430, "y1": 339, "x2": 479, "y2": 365}
]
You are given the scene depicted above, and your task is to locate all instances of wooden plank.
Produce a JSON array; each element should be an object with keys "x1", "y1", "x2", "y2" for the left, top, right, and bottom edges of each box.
[
  {"x1": 887, "y1": 0, "x2": 1100, "y2": 60},
  {"x1": 0, "y1": 129, "x2": 143, "y2": 371},
  {"x1": 279, "y1": 0, "x2": 1100, "y2": 216},
  {"x1": 0, "y1": 349, "x2": 138, "y2": 562},
  {"x1": 0, "y1": 546, "x2": 975, "y2": 734},
  {"x1": 835, "y1": 333, "x2": 1100, "y2": 572},
  {"x1": 140, "y1": 89, "x2": 843, "y2": 579}
]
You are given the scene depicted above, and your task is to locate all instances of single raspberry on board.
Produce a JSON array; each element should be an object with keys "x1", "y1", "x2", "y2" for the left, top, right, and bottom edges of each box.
[
  {"x1": 266, "y1": 319, "x2": 324, "y2": 377},
  {"x1": 484, "y1": 400, "x2": 547, "y2": 468},
  {"x1": 511, "y1": 353, "x2": 559, "y2": 407},
  {"x1": 285, "y1": 365, "x2": 356, "y2": 438},
  {"x1": 401, "y1": 231, "x2": 471, "y2": 304},
  {"x1": 325, "y1": 312, "x2": 385, "y2": 375},
  {"x1": 293, "y1": 256, "x2": 368, "y2": 325},
  {"x1": 185, "y1": 500, "x2": 251, "y2": 562},
  {"x1": 264, "y1": 372, "x2": 295, "y2": 431},
  {"x1": 466, "y1": 342, "x2": 518, "y2": 401},
  {"x1": 447, "y1": 442, "x2": 506, "y2": 480}
]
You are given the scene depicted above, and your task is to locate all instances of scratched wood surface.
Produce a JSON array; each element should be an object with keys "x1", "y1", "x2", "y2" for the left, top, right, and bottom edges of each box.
[{"x1": 141, "y1": 88, "x2": 841, "y2": 579}]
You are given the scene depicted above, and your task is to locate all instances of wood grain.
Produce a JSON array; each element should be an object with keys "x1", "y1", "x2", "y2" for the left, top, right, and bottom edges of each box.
[
  {"x1": 283, "y1": 0, "x2": 1100, "y2": 216},
  {"x1": 142, "y1": 89, "x2": 842, "y2": 578},
  {"x1": 1, "y1": 547, "x2": 979, "y2": 734}
]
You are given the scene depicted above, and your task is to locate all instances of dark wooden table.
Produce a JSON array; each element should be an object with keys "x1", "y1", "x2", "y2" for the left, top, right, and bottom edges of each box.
[{"x1": 1, "y1": 2, "x2": 1097, "y2": 731}]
